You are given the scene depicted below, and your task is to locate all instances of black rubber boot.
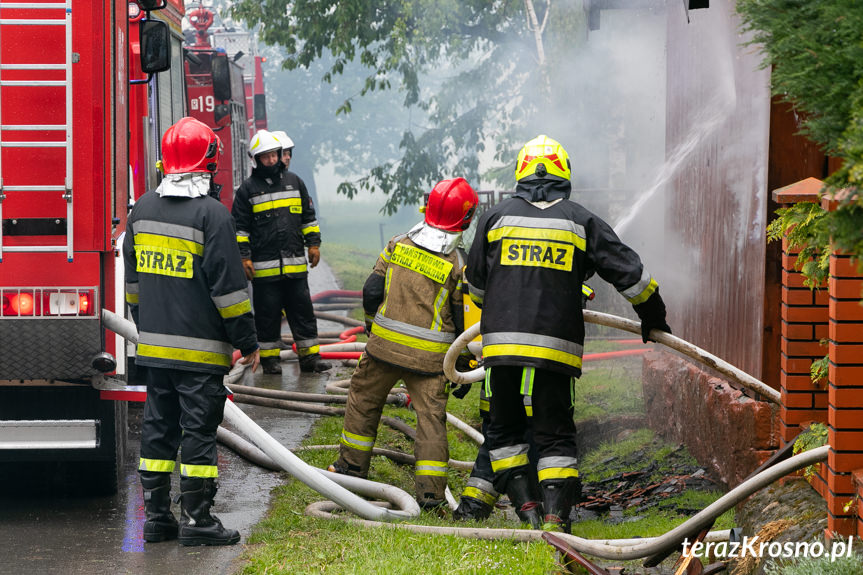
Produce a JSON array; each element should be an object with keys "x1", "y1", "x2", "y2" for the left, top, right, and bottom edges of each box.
[
  {"x1": 505, "y1": 471, "x2": 544, "y2": 529},
  {"x1": 540, "y1": 477, "x2": 581, "y2": 534},
  {"x1": 261, "y1": 357, "x2": 282, "y2": 375},
  {"x1": 299, "y1": 353, "x2": 332, "y2": 373},
  {"x1": 140, "y1": 471, "x2": 178, "y2": 543},
  {"x1": 453, "y1": 496, "x2": 495, "y2": 521},
  {"x1": 178, "y1": 477, "x2": 240, "y2": 546}
]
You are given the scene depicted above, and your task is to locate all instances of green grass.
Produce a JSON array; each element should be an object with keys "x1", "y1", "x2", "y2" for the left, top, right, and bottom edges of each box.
[
  {"x1": 573, "y1": 361, "x2": 645, "y2": 421},
  {"x1": 240, "y1": 384, "x2": 563, "y2": 574},
  {"x1": 322, "y1": 243, "x2": 377, "y2": 291},
  {"x1": 764, "y1": 553, "x2": 863, "y2": 575},
  {"x1": 238, "y1": 381, "x2": 735, "y2": 574}
]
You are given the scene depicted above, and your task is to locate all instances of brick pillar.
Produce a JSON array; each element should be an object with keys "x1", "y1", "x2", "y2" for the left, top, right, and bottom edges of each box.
[
  {"x1": 825, "y1": 246, "x2": 863, "y2": 537},
  {"x1": 773, "y1": 180, "x2": 830, "y2": 466}
]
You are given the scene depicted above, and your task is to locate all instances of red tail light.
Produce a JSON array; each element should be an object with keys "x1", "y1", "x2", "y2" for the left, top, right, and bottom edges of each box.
[
  {"x1": 78, "y1": 293, "x2": 90, "y2": 315},
  {"x1": 1, "y1": 288, "x2": 97, "y2": 317},
  {"x1": 2, "y1": 292, "x2": 35, "y2": 316}
]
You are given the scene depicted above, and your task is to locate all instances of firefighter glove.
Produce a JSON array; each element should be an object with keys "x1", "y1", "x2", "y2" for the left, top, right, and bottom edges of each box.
[
  {"x1": 633, "y1": 289, "x2": 672, "y2": 343},
  {"x1": 308, "y1": 245, "x2": 321, "y2": 268},
  {"x1": 241, "y1": 258, "x2": 255, "y2": 281},
  {"x1": 451, "y1": 383, "x2": 472, "y2": 399}
]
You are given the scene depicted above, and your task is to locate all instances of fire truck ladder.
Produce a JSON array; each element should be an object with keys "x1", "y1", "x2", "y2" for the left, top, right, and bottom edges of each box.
[{"x1": 0, "y1": 1, "x2": 73, "y2": 262}]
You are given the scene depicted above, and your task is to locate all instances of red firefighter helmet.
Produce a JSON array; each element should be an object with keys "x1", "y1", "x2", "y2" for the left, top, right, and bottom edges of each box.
[
  {"x1": 424, "y1": 178, "x2": 479, "y2": 232},
  {"x1": 161, "y1": 116, "x2": 221, "y2": 175}
]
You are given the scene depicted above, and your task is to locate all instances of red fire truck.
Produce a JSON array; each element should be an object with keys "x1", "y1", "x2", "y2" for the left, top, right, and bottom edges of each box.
[
  {"x1": 183, "y1": 3, "x2": 262, "y2": 210},
  {"x1": 0, "y1": 0, "x2": 178, "y2": 493}
]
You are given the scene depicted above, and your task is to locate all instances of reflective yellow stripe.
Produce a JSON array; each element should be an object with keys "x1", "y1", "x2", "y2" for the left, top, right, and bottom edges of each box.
[
  {"x1": 134, "y1": 232, "x2": 204, "y2": 256},
  {"x1": 379, "y1": 246, "x2": 392, "y2": 263},
  {"x1": 340, "y1": 429, "x2": 375, "y2": 451},
  {"x1": 520, "y1": 367, "x2": 534, "y2": 395},
  {"x1": 281, "y1": 264, "x2": 307, "y2": 274},
  {"x1": 251, "y1": 197, "x2": 301, "y2": 213},
  {"x1": 490, "y1": 453, "x2": 529, "y2": 473},
  {"x1": 525, "y1": 405, "x2": 533, "y2": 417},
  {"x1": 487, "y1": 225, "x2": 586, "y2": 252},
  {"x1": 302, "y1": 225, "x2": 320, "y2": 235},
  {"x1": 126, "y1": 292, "x2": 139, "y2": 304},
  {"x1": 137, "y1": 343, "x2": 231, "y2": 367},
  {"x1": 217, "y1": 299, "x2": 252, "y2": 319},
  {"x1": 389, "y1": 243, "x2": 453, "y2": 284},
  {"x1": 370, "y1": 322, "x2": 452, "y2": 353},
  {"x1": 380, "y1": 268, "x2": 392, "y2": 315},
  {"x1": 237, "y1": 235, "x2": 250, "y2": 244},
  {"x1": 297, "y1": 345, "x2": 320, "y2": 357},
  {"x1": 416, "y1": 460, "x2": 448, "y2": 477},
  {"x1": 259, "y1": 348, "x2": 281, "y2": 359},
  {"x1": 537, "y1": 467, "x2": 579, "y2": 482},
  {"x1": 479, "y1": 399, "x2": 490, "y2": 412},
  {"x1": 254, "y1": 267, "x2": 281, "y2": 278},
  {"x1": 181, "y1": 463, "x2": 218, "y2": 478},
  {"x1": 463, "y1": 486, "x2": 497, "y2": 506},
  {"x1": 483, "y1": 343, "x2": 582, "y2": 369},
  {"x1": 430, "y1": 287, "x2": 447, "y2": 331},
  {"x1": 138, "y1": 458, "x2": 176, "y2": 473},
  {"x1": 626, "y1": 277, "x2": 658, "y2": 305}
]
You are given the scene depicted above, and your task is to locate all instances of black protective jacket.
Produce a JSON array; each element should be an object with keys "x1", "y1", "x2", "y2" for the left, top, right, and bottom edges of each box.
[
  {"x1": 232, "y1": 166, "x2": 321, "y2": 280},
  {"x1": 465, "y1": 196, "x2": 661, "y2": 377},
  {"x1": 123, "y1": 192, "x2": 258, "y2": 374}
]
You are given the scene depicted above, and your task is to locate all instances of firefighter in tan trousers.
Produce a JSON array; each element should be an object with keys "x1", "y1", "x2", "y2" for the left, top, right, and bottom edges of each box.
[{"x1": 329, "y1": 178, "x2": 479, "y2": 507}]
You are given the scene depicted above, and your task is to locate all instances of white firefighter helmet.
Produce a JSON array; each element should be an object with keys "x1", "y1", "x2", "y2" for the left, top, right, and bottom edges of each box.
[
  {"x1": 271, "y1": 130, "x2": 295, "y2": 151},
  {"x1": 248, "y1": 130, "x2": 282, "y2": 168}
]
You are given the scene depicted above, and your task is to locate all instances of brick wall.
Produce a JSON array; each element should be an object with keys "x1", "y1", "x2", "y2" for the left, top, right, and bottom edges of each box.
[
  {"x1": 642, "y1": 352, "x2": 779, "y2": 489},
  {"x1": 773, "y1": 178, "x2": 863, "y2": 537}
]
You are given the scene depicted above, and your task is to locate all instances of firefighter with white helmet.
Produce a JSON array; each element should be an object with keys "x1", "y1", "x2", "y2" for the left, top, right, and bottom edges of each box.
[
  {"x1": 271, "y1": 130, "x2": 294, "y2": 168},
  {"x1": 465, "y1": 135, "x2": 671, "y2": 531},
  {"x1": 329, "y1": 178, "x2": 478, "y2": 508},
  {"x1": 123, "y1": 116, "x2": 260, "y2": 546},
  {"x1": 232, "y1": 129, "x2": 330, "y2": 374}
]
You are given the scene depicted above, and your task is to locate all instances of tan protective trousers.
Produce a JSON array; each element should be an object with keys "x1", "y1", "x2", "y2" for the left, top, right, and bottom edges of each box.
[{"x1": 335, "y1": 353, "x2": 450, "y2": 502}]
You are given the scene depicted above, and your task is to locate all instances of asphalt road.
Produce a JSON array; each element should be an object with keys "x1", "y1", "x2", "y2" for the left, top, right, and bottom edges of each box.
[{"x1": 0, "y1": 261, "x2": 349, "y2": 575}]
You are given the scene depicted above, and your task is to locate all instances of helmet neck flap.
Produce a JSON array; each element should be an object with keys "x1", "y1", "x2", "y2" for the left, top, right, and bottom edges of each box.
[
  {"x1": 513, "y1": 178, "x2": 572, "y2": 203},
  {"x1": 156, "y1": 172, "x2": 212, "y2": 198},
  {"x1": 407, "y1": 221, "x2": 462, "y2": 255}
]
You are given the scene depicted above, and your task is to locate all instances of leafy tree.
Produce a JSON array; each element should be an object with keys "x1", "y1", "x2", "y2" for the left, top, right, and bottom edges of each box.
[
  {"x1": 229, "y1": 0, "x2": 590, "y2": 214},
  {"x1": 738, "y1": 1, "x2": 863, "y2": 276}
]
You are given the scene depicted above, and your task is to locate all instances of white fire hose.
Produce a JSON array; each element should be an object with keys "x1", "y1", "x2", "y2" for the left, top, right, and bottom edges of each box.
[
  {"x1": 104, "y1": 307, "x2": 823, "y2": 562},
  {"x1": 443, "y1": 311, "x2": 780, "y2": 404}
]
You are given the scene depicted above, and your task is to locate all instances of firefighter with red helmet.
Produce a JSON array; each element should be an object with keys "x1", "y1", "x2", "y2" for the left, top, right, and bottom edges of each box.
[
  {"x1": 465, "y1": 135, "x2": 671, "y2": 531},
  {"x1": 123, "y1": 116, "x2": 260, "y2": 546},
  {"x1": 329, "y1": 178, "x2": 479, "y2": 507},
  {"x1": 232, "y1": 129, "x2": 330, "y2": 374}
]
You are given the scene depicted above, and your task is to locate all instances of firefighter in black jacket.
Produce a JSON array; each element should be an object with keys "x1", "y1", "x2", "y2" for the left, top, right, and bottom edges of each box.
[
  {"x1": 232, "y1": 130, "x2": 331, "y2": 374},
  {"x1": 123, "y1": 117, "x2": 260, "y2": 546},
  {"x1": 329, "y1": 178, "x2": 478, "y2": 507},
  {"x1": 465, "y1": 135, "x2": 671, "y2": 531}
]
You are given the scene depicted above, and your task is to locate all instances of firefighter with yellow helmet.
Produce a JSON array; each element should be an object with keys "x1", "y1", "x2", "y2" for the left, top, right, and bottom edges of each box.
[
  {"x1": 329, "y1": 178, "x2": 479, "y2": 508},
  {"x1": 232, "y1": 129, "x2": 330, "y2": 374},
  {"x1": 465, "y1": 135, "x2": 671, "y2": 531}
]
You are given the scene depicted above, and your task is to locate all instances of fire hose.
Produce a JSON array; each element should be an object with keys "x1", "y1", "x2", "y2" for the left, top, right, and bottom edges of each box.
[
  {"x1": 442, "y1": 311, "x2": 780, "y2": 405},
  {"x1": 102, "y1": 307, "x2": 818, "y2": 562}
]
